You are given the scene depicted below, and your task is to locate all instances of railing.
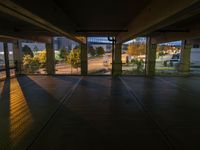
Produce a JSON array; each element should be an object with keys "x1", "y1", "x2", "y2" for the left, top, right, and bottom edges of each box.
[{"x1": 0, "y1": 66, "x2": 16, "y2": 80}]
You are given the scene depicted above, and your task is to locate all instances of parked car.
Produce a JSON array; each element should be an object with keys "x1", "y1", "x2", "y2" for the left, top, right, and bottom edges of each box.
[{"x1": 164, "y1": 53, "x2": 180, "y2": 67}]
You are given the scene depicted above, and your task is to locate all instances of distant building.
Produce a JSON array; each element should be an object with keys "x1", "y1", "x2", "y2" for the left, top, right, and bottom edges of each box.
[
  {"x1": 88, "y1": 37, "x2": 112, "y2": 52},
  {"x1": 88, "y1": 37, "x2": 112, "y2": 44},
  {"x1": 53, "y1": 37, "x2": 78, "y2": 51},
  {"x1": 160, "y1": 41, "x2": 182, "y2": 46},
  {"x1": 124, "y1": 37, "x2": 146, "y2": 45}
]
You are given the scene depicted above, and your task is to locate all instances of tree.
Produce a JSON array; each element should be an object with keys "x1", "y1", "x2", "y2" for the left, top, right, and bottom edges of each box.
[
  {"x1": 131, "y1": 59, "x2": 145, "y2": 73},
  {"x1": 22, "y1": 50, "x2": 46, "y2": 73},
  {"x1": 88, "y1": 46, "x2": 96, "y2": 56},
  {"x1": 23, "y1": 55, "x2": 32, "y2": 66},
  {"x1": 33, "y1": 46, "x2": 39, "y2": 53},
  {"x1": 35, "y1": 50, "x2": 46, "y2": 68},
  {"x1": 59, "y1": 47, "x2": 67, "y2": 59},
  {"x1": 96, "y1": 47, "x2": 105, "y2": 56},
  {"x1": 22, "y1": 45, "x2": 34, "y2": 57},
  {"x1": 127, "y1": 43, "x2": 146, "y2": 56},
  {"x1": 138, "y1": 44, "x2": 146, "y2": 55},
  {"x1": 23, "y1": 54, "x2": 40, "y2": 73},
  {"x1": 127, "y1": 44, "x2": 139, "y2": 56},
  {"x1": 156, "y1": 45, "x2": 162, "y2": 52},
  {"x1": 66, "y1": 47, "x2": 81, "y2": 70}
]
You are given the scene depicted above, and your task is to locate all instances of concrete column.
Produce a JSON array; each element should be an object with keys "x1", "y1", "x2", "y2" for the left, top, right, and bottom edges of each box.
[
  {"x1": 3, "y1": 42, "x2": 10, "y2": 78},
  {"x1": 13, "y1": 41, "x2": 22, "y2": 74},
  {"x1": 179, "y1": 40, "x2": 192, "y2": 74},
  {"x1": 46, "y1": 40, "x2": 55, "y2": 75},
  {"x1": 112, "y1": 43, "x2": 122, "y2": 76},
  {"x1": 146, "y1": 37, "x2": 157, "y2": 77},
  {"x1": 81, "y1": 43, "x2": 88, "y2": 76}
]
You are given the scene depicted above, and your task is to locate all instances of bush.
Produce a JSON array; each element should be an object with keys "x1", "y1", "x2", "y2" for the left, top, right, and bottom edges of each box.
[
  {"x1": 35, "y1": 50, "x2": 46, "y2": 68},
  {"x1": 23, "y1": 50, "x2": 46, "y2": 73},
  {"x1": 23, "y1": 54, "x2": 40, "y2": 73},
  {"x1": 131, "y1": 59, "x2": 144, "y2": 73}
]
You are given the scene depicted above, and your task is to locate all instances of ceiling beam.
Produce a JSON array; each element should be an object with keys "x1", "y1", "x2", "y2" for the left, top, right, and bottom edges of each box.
[
  {"x1": 0, "y1": 34, "x2": 54, "y2": 43},
  {"x1": 187, "y1": 39, "x2": 200, "y2": 45},
  {"x1": 116, "y1": 0, "x2": 200, "y2": 43},
  {"x1": 151, "y1": 24, "x2": 200, "y2": 44},
  {"x1": 0, "y1": 0, "x2": 85, "y2": 44},
  {"x1": 0, "y1": 35, "x2": 17, "y2": 42}
]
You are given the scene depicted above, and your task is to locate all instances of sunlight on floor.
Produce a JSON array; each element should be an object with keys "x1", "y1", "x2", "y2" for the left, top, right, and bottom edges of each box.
[{"x1": 9, "y1": 79, "x2": 33, "y2": 146}]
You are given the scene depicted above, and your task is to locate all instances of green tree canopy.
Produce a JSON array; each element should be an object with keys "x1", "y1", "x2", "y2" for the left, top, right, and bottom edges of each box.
[
  {"x1": 88, "y1": 46, "x2": 96, "y2": 56},
  {"x1": 96, "y1": 47, "x2": 105, "y2": 56},
  {"x1": 33, "y1": 46, "x2": 39, "y2": 53},
  {"x1": 22, "y1": 45, "x2": 34, "y2": 57},
  {"x1": 59, "y1": 47, "x2": 68, "y2": 59}
]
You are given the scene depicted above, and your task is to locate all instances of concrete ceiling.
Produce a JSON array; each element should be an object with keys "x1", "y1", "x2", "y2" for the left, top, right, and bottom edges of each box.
[
  {"x1": 54, "y1": 0, "x2": 151, "y2": 30},
  {"x1": 151, "y1": 8, "x2": 200, "y2": 44},
  {"x1": 9, "y1": 0, "x2": 151, "y2": 35},
  {"x1": 0, "y1": 0, "x2": 200, "y2": 43},
  {"x1": 0, "y1": 12, "x2": 53, "y2": 36}
]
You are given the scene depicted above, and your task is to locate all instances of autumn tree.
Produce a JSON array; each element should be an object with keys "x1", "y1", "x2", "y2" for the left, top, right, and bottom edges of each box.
[
  {"x1": 23, "y1": 50, "x2": 46, "y2": 73},
  {"x1": 66, "y1": 46, "x2": 81, "y2": 70},
  {"x1": 138, "y1": 44, "x2": 146, "y2": 55},
  {"x1": 127, "y1": 43, "x2": 146, "y2": 56},
  {"x1": 35, "y1": 50, "x2": 46, "y2": 68}
]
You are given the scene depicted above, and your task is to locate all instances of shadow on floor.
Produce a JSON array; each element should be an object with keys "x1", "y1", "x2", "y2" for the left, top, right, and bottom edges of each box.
[{"x1": 0, "y1": 75, "x2": 81, "y2": 150}]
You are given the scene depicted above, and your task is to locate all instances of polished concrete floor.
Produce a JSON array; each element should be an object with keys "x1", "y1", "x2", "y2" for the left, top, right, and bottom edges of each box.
[{"x1": 0, "y1": 76, "x2": 200, "y2": 150}]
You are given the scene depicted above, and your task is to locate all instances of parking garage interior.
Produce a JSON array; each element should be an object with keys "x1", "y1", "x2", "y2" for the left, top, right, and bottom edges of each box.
[{"x1": 0, "y1": 0, "x2": 200, "y2": 150}]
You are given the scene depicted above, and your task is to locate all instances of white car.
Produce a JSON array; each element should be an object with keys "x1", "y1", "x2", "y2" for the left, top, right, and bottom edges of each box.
[{"x1": 164, "y1": 53, "x2": 180, "y2": 67}]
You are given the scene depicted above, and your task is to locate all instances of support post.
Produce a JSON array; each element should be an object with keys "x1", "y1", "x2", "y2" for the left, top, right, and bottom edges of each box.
[
  {"x1": 112, "y1": 43, "x2": 122, "y2": 76},
  {"x1": 146, "y1": 37, "x2": 157, "y2": 77},
  {"x1": 13, "y1": 41, "x2": 22, "y2": 74},
  {"x1": 81, "y1": 42, "x2": 88, "y2": 76},
  {"x1": 3, "y1": 42, "x2": 10, "y2": 78},
  {"x1": 46, "y1": 40, "x2": 55, "y2": 75},
  {"x1": 178, "y1": 40, "x2": 192, "y2": 75}
]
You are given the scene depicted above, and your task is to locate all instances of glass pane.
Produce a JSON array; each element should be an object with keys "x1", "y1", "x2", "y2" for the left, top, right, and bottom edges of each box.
[
  {"x1": 155, "y1": 41, "x2": 181, "y2": 76},
  {"x1": 0, "y1": 43, "x2": 6, "y2": 79},
  {"x1": 190, "y1": 47, "x2": 200, "y2": 75},
  {"x1": 8, "y1": 43, "x2": 16, "y2": 77},
  {"x1": 22, "y1": 42, "x2": 46, "y2": 74},
  {"x1": 54, "y1": 37, "x2": 81, "y2": 75},
  {"x1": 88, "y1": 37, "x2": 112, "y2": 75},
  {"x1": 0, "y1": 43, "x2": 5, "y2": 70},
  {"x1": 122, "y1": 37, "x2": 146, "y2": 75}
]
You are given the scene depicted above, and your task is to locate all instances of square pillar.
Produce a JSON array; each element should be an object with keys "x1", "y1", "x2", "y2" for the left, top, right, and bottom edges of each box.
[
  {"x1": 3, "y1": 42, "x2": 10, "y2": 78},
  {"x1": 13, "y1": 41, "x2": 23, "y2": 74},
  {"x1": 178, "y1": 40, "x2": 192, "y2": 75},
  {"x1": 46, "y1": 40, "x2": 55, "y2": 75},
  {"x1": 146, "y1": 37, "x2": 157, "y2": 77},
  {"x1": 81, "y1": 43, "x2": 88, "y2": 76},
  {"x1": 112, "y1": 43, "x2": 122, "y2": 76}
]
